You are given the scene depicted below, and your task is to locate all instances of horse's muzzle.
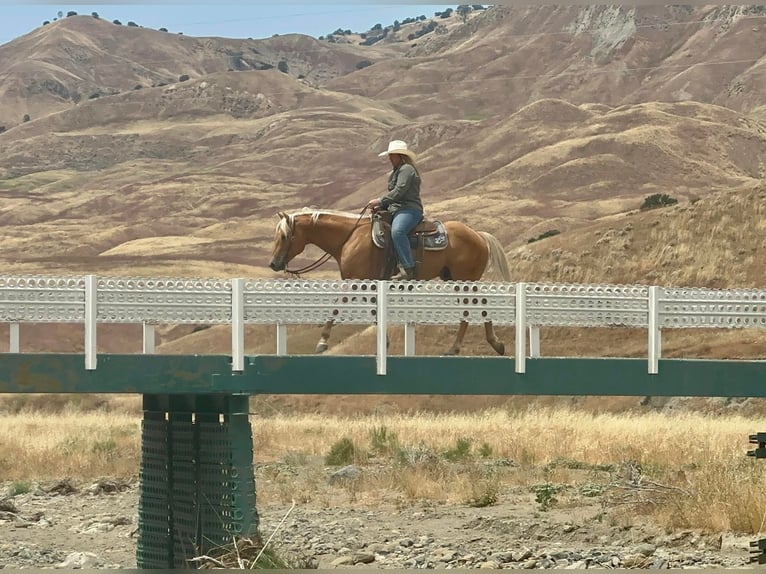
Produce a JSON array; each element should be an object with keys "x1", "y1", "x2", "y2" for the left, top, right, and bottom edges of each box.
[{"x1": 269, "y1": 259, "x2": 284, "y2": 271}]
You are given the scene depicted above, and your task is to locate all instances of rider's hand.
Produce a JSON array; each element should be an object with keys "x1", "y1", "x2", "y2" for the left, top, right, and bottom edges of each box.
[{"x1": 367, "y1": 198, "x2": 381, "y2": 209}]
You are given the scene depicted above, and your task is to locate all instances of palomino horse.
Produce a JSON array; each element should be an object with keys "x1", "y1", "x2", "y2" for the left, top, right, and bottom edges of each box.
[{"x1": 268, "y1": 208, "x2": 512, "y2": 356}]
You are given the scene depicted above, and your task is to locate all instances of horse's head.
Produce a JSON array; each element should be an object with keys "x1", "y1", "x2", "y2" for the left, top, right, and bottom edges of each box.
[{"x1": 269, "y1": 211, "x2": 307, "y2": 271}]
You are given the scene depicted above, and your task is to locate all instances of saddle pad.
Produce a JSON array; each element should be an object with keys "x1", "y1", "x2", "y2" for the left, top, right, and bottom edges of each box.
[{"x1": 372, "y1": 219, "x2": 448, "y2": 251}]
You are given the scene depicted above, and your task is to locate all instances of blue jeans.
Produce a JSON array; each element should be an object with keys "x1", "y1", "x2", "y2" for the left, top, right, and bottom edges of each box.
[{"x1": 391, "y1": 208, "x2": 423, "y2": 269}]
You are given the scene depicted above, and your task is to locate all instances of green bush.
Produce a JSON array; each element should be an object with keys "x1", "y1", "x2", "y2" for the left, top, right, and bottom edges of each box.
[
  {"x1": 443, "y1": 437, "x2": 472, "y2": 461},
  {"x1": 465, "y1": 468, "x2": 500, "y2": 507},
  {"x1": 325, "y1": 437, "x2": 363, "y2": 466},
  {"x1": 8, "y1": 480, "x2": 32, "y2": 496},
  {"x1": 369, "y1": 425, "x2": 399, "y2": 456},
  {"x1": 527, "y1": 229, "x2": 560, "y2": 243},
  {"x1": 640, "y1": 193, "x2": 678, "y2": 211},
  {"x1": 478, "y1": 442, "x2": 493, "y2": 458}
]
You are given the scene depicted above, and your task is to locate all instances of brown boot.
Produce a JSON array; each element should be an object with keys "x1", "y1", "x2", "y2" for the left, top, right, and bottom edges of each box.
[{"x1": 391, "y1": 266, "x2": 416, "y2": 281}]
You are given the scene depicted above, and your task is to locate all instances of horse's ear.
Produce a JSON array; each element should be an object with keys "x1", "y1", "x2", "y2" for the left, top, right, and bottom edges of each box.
[{"x1": 277, "y1": 211, "x2": 286, "y2": 219}]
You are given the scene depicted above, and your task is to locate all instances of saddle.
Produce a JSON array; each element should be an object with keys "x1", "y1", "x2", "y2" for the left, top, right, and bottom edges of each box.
[
  {"x1": 371, "y1": 211, "x2": 448, "y2": 251},
  {"x1": 370, "y1": 211, "x2": 449, "y2": 279}
]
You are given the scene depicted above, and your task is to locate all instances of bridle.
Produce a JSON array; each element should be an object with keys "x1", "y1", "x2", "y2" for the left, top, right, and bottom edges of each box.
[{"x1": 282, "y1": 206, "x2": 371, "y2": 277}]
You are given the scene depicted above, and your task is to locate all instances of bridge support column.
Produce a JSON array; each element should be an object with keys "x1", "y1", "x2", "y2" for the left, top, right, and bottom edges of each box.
[{"x1": 137, "y1": 394, "x2": 258, "y2": 569}]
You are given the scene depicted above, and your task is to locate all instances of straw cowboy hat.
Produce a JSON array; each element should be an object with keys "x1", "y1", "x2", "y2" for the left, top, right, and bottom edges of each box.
[{"x1": 378, "y1": 140, "x2": 417, "y2": 161}]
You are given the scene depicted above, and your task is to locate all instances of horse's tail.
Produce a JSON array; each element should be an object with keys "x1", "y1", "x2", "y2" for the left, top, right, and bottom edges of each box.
[{"x1": 479, "y1": 231, "x2": 511, "y2": 281}]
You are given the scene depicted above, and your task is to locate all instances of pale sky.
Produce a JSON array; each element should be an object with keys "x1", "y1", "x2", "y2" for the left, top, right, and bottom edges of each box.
[{"x1": 0, "y1": 3, "x2": 462, "y2": 45}]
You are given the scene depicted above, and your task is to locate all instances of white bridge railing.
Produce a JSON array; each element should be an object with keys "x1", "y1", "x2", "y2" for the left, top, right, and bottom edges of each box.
[{"x1": 1, "y1": 276, "x2": 766, "y2": 375}]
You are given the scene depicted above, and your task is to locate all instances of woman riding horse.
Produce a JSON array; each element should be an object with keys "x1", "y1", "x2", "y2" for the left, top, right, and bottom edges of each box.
[{"x1": 366, "y1": 140, "x2": 423, "y2": 281}]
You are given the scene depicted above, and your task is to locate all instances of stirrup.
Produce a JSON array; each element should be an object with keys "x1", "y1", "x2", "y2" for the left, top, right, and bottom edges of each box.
[{"x1": 391, "y1": 266, "x2": 415, "y2": 281}]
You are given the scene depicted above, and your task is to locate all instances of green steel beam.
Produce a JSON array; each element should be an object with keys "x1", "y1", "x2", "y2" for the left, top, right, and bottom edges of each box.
[
  {"x1": 0, "y1": 354, "x2": 235, "y2": 393},
  {"x1": 1, "y1": 353, "x2": 766, "y2": 397}
]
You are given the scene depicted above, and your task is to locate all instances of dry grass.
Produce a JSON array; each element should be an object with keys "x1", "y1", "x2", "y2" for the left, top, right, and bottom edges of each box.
[{"x1": 2, "y1": 407, "x2": 765, "y2": 534}]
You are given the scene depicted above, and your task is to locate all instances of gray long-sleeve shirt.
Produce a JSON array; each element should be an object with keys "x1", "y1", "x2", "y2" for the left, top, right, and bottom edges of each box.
[{"x1": 380, "y1": 163, "x2": 423, "y2": 213}]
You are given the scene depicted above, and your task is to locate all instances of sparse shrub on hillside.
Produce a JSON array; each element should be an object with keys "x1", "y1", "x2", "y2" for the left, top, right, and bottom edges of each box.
[
  {"x1": 527, "y1": 229, "x2": 561, "y2": 243},
  {"x1": 325, "y1": 437, "x2": 365, "y2": 465},
  {"x1": 178, "y1": 74, "x2": 190, "y2": 82},
  {"x1": 369, "y1": 425, "x2": 400, "y2": 456},
  {"x1": 457, "y1": 5, "x2": 472, "y2": 22},
  {"x1": 408, "y1": 20, "x2": 438, "y2": 40},
  {"x1": 0, "y1": 126, "x2": 5, "y2": 134},
  {"x1": 443, "y1": 437, "x2": 472, "y2": 461},
  {"x1": 127, "y1": 21, "x2": 138, "y2": 27},
  {"x1": 472, "y1": 4, "x2": 486, "y2": 9},
  {"x1": 7, "y1": 480, "x2": 32, "y2": 496},
  {"x1": 371, "y1": 23, "x2": 382, "y2": 31},
  {"x1": 361, "y1": 28, "x2": 388, "y2": 46},
  {"x1": 356, "y1": 60, "x2": 372, "y2": 70},
  {"x1": 112, "y1": 19, "x2": 122, "y2": 25},
  {"x1": 640, "y1": 193, "x2": 678, "y2": 211},
  {"x1": 66, "y1": 11, "x2": 77, "y2": 17},
  {"x1": 478, "y1": 442, "x2": 493, "y2": 458},
  {"x1": 159, "y1": 27, "x2": 168, "y2": 32},
  {"x1": 88, "y1": 92, "x2": 101, "y2": 99},
  {"x1": 22, "y1": 114, "x2": 30, "y2": 123},
  {"x1": 133, "y1": 85, "x2": 142, "y2": 90},
  {"x1": 91, "y1": 12, "x2": 99, "y2": 19},
  {"x1": 43, "y1": 20, "x2": 50, "y2": 25},
  {"x1": 465, "y1": 467, "x2": 500, "y2": 507},
  {"x1": 534, "y1": 482, "x2": 562, "y2": 511},
  {"x1": 277, "y1": 60, "x2": 289, "y2": 73}
]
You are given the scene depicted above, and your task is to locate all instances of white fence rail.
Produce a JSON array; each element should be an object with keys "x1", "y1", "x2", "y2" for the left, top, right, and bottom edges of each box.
[{"x1": 1, "y1": 275, "x2": 766, "y2": 374}]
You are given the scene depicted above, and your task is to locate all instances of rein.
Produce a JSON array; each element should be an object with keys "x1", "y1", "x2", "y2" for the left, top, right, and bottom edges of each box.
[{"x1": 284, "y1": 206, "x2": 371, "y2": 277}]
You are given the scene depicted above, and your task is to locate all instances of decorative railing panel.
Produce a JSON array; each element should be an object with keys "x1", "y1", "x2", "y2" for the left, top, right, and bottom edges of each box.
[
  {"x1": 526, "y1": 283, "x2": 649, "y2": 327},
  {"x1": 0, "y1": 275, "x2": 86, "y2": 322},
  {"x1": 243, "y1": 280, "x2": 378, "y2": 324},
  {"x1": 385, "y1": 281, "x2": 516, "y2": 326},
  {"x1": 658, "y1": 287, "x2": 766, "y2": 329},
  {"x1": 97, "y1": 277, "x2": 232, "y2": 324}
]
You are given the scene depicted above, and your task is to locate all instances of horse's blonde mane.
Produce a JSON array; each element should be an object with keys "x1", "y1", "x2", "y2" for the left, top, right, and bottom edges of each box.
[{"x1": 277, "y1": 207, "x2": 370, "y2": 237}]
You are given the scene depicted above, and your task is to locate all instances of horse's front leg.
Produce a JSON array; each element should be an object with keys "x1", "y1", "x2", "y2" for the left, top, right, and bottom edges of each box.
[
  {"x1": 444, "y1": 320, "x2": 470, "y2": 356},
  {"x1": 483, "y1": 321, "x2": 505, "y2": 356},
  {"x1": 316, "y1": 320, "x2": 334, "y2": 353}
]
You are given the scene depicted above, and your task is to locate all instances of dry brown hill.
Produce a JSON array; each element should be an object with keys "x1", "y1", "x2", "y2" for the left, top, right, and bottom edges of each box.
[
  {"x1": 0, "y1": 14, "x2": 401, "y2": 130},
  {"x1": 329, "y1": 5, "x2": 766, "y2": 120},
  {"x1": 0, "y1": 5, "x2": 765, "y2": 374}
]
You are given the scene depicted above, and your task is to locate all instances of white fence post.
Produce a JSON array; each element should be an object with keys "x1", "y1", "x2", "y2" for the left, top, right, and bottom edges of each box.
[
  {"x1": 376, "y1": 281, "x2": 388, "y2": 375},
  {"x1": 276, "y1": 324, "x2": 287, "y2": 355},
  {"x1": 648, "y1": 286, "x2": 661, "y2": 374},
  {"x1": 515, "y1": 282, "x2": 527, "y2": 374},
  {"x1": 85, "y1": 275, "x2": 97, "y2": 370},
  {"x1": 404, "y1": 323, "x2": 416, "y2": 356},
  {"x1": 529, "y1": 326, "x2": 540, "y2": 358},
  {"x1": 9, "y1": 323, "x2": 19, "y2": 353},
  {"x1": 142, "y1": 323, "x2": 156, "y2": 354},
  {"x1": 231, "y1": 278, "x2": 245, "y2": 372}
]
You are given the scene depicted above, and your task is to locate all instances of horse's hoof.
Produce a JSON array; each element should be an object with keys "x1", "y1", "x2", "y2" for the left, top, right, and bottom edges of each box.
[
  {"x1": 315, "y1": 343, "x2": 328, "y2": 354},
  {"x1": 493, "y1": 342, "x2": 505, "y2": 356}
]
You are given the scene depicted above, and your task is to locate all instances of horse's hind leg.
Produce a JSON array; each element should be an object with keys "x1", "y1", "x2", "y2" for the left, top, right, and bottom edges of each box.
[
  {"x1": 484, "y1": 321, "x2": 505, "y2": 356},
  {"x1": 444, "y1": 321, "x2": 470, "y2": 356},
  {"x1": 316, "y1": 320, "x2": 334, "y2": 354}
]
